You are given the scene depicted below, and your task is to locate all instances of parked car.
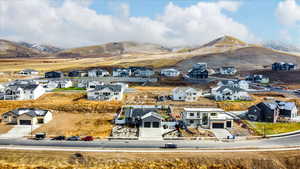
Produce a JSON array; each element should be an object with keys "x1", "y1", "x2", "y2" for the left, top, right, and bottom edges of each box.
[
  {"x1": 35, "y1": 133, "x2": 46, "y2": 140},
  {"x1": 163, "y1": 143, "x2": 177, "y2": 149},
  {"x1": 67, "y1": 136, "x2": 80, "y2": 141},
  {"x1": 51, "y1": 136, "x2": 66, "y2": 140},
  {"x1": 81, "y1": 136, "x2": 94, "y2": 141}
]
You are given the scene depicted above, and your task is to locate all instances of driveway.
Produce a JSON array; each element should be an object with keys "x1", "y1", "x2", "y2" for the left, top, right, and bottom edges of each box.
[
  {"x1": 139, "y1": 127, "x2": 163, "y2": 140},
  {"x1": 211, "y1": 129, "x2": 233, "y2": 139},
  {"x1": 0, "y1": 125, "x2": 40, "y2": 138}
]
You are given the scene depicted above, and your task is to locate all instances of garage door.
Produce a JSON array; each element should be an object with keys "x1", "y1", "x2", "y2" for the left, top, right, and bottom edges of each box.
[
  {"x1": 144, "y1": 122, "x2": 151, "y2": 128},
  {"x1": 212, "y1": 123, "x2": 224, "y2": 129},
  {"x1": 19, "y1": 120, "x2": 31, "y2": 125},
  {"x1": 152, "y1": 122, "x2": 160, "y2": 128}
]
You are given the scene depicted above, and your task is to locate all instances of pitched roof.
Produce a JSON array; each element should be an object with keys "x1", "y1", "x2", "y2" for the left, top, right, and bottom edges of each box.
[
  {"x1": 4, "y1": 108, "x2": 50, "y2": 117},
  {"x1": 125, "y1": 108, "x2": 158, "y2": 118},
  {"x1": 173, "y1": 87, "x2": 197, "y2": 93},
  {"x1": 216, "y1": 86, "x2": 244, "y2": 93},
  {"x1": 7, "y1": 84, "x2": 39, "y2": 91},
  {"x1": 92, "y1": 85, "x2": 122, "y2": 92},
  {"x1": 141, "y1": 112, "x2": 162, "y2": 120}
]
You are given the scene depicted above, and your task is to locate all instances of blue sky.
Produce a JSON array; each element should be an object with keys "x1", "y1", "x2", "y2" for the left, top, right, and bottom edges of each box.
[{"x1": 1, "y1": 0, "x2": 300, "y2": 47}]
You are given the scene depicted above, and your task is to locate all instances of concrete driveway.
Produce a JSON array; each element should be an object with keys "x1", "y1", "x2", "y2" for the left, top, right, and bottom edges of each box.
[
  {"x1": 211, "y1": 129, "x2": 233, "y2": 139},
  {"x1": 0, "y1": 125, "x2": 40, "y2": 138}
]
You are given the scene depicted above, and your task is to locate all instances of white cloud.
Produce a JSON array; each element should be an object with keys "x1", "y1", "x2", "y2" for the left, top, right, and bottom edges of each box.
[
  {"x1": 0, "y1": 0, "x2": 255, "y2": 48},
  {"x1": 276, "y1": 0, "x2": 300, "y2": 26}
]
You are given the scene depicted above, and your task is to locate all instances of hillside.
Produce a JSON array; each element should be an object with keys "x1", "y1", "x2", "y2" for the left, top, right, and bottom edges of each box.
[
  {"x1": 0, "y1": 39, "x2": 47, "y2": 58},
  {"x1": 18, "y1": 42, "x2": 63, "y2": 53},
  {"x1": 200, "y1": 35, "x2": 248, "y2": 48},
  {"x1": 175, "y1": 46, "x2": 300, "y2": 72},
  {"x1": 54, "y1": 41, "x2": 171, "y2": 58}
]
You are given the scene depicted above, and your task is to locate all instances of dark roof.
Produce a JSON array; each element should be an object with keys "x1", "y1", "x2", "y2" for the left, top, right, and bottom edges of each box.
[
  {"x1": 125, "y1": 108, "x2": 158, "y2": 118},
  {"x1": 3, "y1": 108, "x2": 49, "y2": 117},
  {"x1": 7, "y1": 84, "x2": 39, "y2": 91},
  {"x1": 216, "y1": 86, "x2": 244, "y2": 93},
  {"x1": 255, "y1": 101, "x2": 296, "y2": 111},
  {"x1": 21, "y1": 69, "x2": 38, "y2": 73},
  {"x1": 93, "y1": 85, "x2": 122, "y2": 92}
]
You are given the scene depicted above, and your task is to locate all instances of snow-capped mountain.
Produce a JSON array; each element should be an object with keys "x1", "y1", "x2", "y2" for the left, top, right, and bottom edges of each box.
[
  {"x1": 263, "y1": 41, "x2": 300, "y2": 53},
  {"x1": 18, "y1": 42, "x2": 63, "y2": 53}
]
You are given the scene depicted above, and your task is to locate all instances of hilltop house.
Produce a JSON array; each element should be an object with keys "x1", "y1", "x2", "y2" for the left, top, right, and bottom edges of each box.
[
  {"x1": 246, "y1": 74, "x2": 269, "y2": 84},
  {"x1": 88, "y1": 68, "x2": 110, "y2": 77},
  {"x1": 172, "y1": 87, "x2": 202, "y2": 102},
  {"x1": 45, "y1": 71, "x2": 64, "y2": 78},
  {"x1": 129, "y1": 67, "x2": 155, "y2": 77},
  {"x1": 47, "y1": 79, "x2": 73, "y2": 89},
  {"x1": 18, "y1": 69, "x2": 39, "y2": 76},
  {"x1": 217, "y1": 80, "x2": 249, "y2": 90},
  {"x1": 211, "y1": 85, "x2": 251, "y2": 101},
  {"x1": 87, "y1": 84, "x2": 124, "y2": 101},
  {"x1": 186, "y1": 63, "x2": 208, "y2": 79},
  {"x1": 3, "y1": 84, "x2": 45, "y2": 100},
  {"x1": 219, "y1": 66, "x2": 237, "y2": 75},
  {"x1": 247, "y1": 101, "x2": 298, "y2": 123},
  {"x1": 112, "y1": 68, "x2": 131, "y2": 77},
  {"x1": 272, "y1": 62, "x2": 296, "y2": 71},
  {"x1": 68, "y1": 70, "x2": 87, "y2": 77},
  {"x1": 1, "y1": 108, "x2": 52, "y2": 125},
  {"x1": 160, "y1": 68, "x2": 180, "y2": 77},
  {"x1": 182, "y1": 108, "x2": 233, "y2": 129}
]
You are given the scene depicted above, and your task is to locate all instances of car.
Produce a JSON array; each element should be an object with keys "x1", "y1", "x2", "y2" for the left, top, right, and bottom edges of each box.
[
  {"x1": 81, "y1": 136, "x2": 93, "y2": 141},
  {"x1": 163, "y1": 143, "x2": 177, "y2": 149},
  {"x1": 67, "y1": 136, "x2": 80, "y2": 141},
  {"x1": 35, "y1": 133, "x2": 46, "y2": 140},
  {"x1": 51, "y1": 136, "x2": 65, "y2": 140}
]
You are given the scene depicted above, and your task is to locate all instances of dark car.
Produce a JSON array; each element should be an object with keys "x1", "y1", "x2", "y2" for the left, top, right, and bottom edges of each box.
[
  {"x1": 35, "y1": 133, "x2": 46, "y2": 140},
  {"x1": 67, "y1": 136, "x2": 80, "y2": 141},
  {"x1": 51, "y1": 136, "x2": 66, "y2": 140},
  {"x1": 81, "y1": 136, "x2": 94, "y2": 141},
  {"x1": 163, "y1": 143, "x2": 177, "y2": 149}
]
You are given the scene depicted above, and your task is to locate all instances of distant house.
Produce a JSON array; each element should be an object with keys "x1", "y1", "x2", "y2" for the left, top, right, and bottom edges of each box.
[
  {"x1": 45, "y1": 71, "x2": 64, "y2": 78},
  {"x1": 172, "y1": 87, "x2": 202, "y2": 102},
  {"x1": 247, "y1": 101, "x2": 298, "y2": 123},
  {"x1": 112, "y1": 68, "x2": 131, "y2": 77},
  {"x1": 219, "y1": 66, "x2": 237, "y2": 75},
  {"x1": 160, "y1": 68, "x2": 180, "y2": 77},
  {"x1": 217, "y1": 80, "x2": 249, "y2": 90},
  {"x1": 18, "y1": 69, "x2": 39, "y2": 76},
  {"x1": 88, "y1": 68, "x2": 110, "y2": 77},
  {"x1": 87, "y1": 84, "x2": 124, "y2": 101},
  {"x1": 211, "y1": 86, "x2": 251, "y2": 101},
  {"x1": 140, "y1": 112, "x2": 163, "y2": 128},
  {"x1": 1, "y1": 108, "x2": 52, "y2": 125},
  {"x1": 272, "y1": 62, "x2": 296, "y2": 71},
  {"x1": 182, "y1": 108, "x2": 233, "y2": 129},
  {"x1": 186, "y1": 63, "x2": 208, "y2": 79},
  {"x1": 68, "y1": 70, "x2": 87, "y2": 77},
  {"x1": 246, "y1": 74, "x2": 269, "y2": 84},
  {"x1": 47, "y1": 80, "x2": 73, "y2": 89},
  {"x1": 3, "y1": 84, "x2": 45, "y2": 100},
  {"x1": 129, "y1": 67, "x2": 155, "y2": 77}
]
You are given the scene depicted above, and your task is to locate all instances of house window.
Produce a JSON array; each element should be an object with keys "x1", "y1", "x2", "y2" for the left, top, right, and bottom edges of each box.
[
  {"x1": 189, "y1": 113, "x2": 194, "y2": 117},
  {"x1": 211, "y1": 113, "x2": 217, "y2": 116},
  {"x1": 3, "y1": 116, "x2": 7, "y2": 119},
  {"x1": 12, "y1": 116, "x2": 17, "y2": 119},
  {"x1": 37, "y1": 119, "x2": 44, "y2": 124},
  {"x1": 190, "y1": 120, "x2": 194, "y2": 124},
  {"x1": 114, "y1": 92, "x2": 119, "y2": 95}
]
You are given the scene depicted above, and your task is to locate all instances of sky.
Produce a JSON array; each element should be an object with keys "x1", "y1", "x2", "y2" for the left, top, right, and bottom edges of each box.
[{"x1": 0, "y1": 0, "x2": 300, "y2": 48}]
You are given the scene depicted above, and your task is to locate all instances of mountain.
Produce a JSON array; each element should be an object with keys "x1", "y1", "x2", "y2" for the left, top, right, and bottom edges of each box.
[
  {"x1": 263, "y1": 41, "x2": 300, "y2": 53},
  {"x1": 54, "y1": 41, "x2": 171, "y2": 58},
  {"x1": 201, "y1": 35, "x2": 248, "y2": 48},
  {"x1": 0, "y1": 39, "x2": 47, "y2": 58},
  {"x1": 18, "y1": 42, "x2": 63, "y2": 53}
]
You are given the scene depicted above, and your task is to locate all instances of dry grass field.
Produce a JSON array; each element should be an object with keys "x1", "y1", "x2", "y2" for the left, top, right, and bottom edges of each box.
[
  {"x1": 0, "y1": 92, "x2": 122, "y2": 137},
  {"x1": 0, "y1": 149, "x2": 300, "y2": 168}
]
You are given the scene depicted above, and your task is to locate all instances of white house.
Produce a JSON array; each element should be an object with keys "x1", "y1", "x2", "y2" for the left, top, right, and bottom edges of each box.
[
  {"x1": 112, "y1": 68, "x2": 131, "y2": 77},
  {"x1": 160, "y1": 68, "x2": 180, "y2": 77},
  {"x1": 182, "y1": 108, "x2": 233, "y2": 129},
  {"x1": 3, "y1": 84, "x2": 45, "y2": 100},
  {"x1": 129, "y1": 67, "x2": 155, "y2": 77},
  {"x1": 87, "y1": 84, "x2": 124, "y2": 101},
  {"x1": 217, "y1": 80, "x2": 249, "y2": 90},
  {"x1": 18, "y1": 69, "x2": 39, "y2": 76},
  {"x1": 1, "y1": 108, "x2": 52, "y2": 125},
  {"x1": 172, "y1": 87, "x2": 202, "y2": 102},
  {"x1": 88, "y1": 68, "x2": 110, "y2": 77},
  {"x1": 47, "y1": 80, "x2": 73, "y2": 89},
  {"x1": 211, "y1": 86, "x2": 251, "y2": 101},
  {"x1": 219, "y1": 66, "x2": 237, "y2": 75}
]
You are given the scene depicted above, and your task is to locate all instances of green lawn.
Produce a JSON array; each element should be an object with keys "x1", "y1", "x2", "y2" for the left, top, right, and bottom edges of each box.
[
  {"x1": 248, "y1": 121, "x2": 300, "y2": 135},
  {"x1": 52, "y1": 87, "x2": 85, "y2": 92}
]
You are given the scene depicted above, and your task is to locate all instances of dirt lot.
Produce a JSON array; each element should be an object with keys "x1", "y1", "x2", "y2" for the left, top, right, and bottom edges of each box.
[
  {"x1": 0, "y1": 92, "x2": 122, "y2": 137},
  {"x1": 0, "y1": 149, "x2": 300, "y2": 168}
]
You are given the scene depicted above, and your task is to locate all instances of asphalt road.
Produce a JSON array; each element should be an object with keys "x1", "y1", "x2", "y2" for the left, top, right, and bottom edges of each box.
[{"x1": 1, "y1": 134, "x2": 300, "y2": 149}]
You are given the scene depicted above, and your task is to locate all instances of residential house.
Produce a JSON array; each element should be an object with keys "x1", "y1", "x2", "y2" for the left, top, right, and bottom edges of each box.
[
  {"x1": 172, "y1": 87, "x2": 202, "y2": 102},
  {"x1": 217, "y1": 80, "x2": 249, "y2": 90},
  {"x1": 1, "y1": 108, "x2": 52, "y2": 125},
  {"x1": 140, "y1": 112, "x2": 163, "y2": 128},
  {"x1": 246, "y1": 74, "x2": 269, "y2": 84},
  {"x1": 45, "y1": 71, "x2": 64, "y2": 78},
  {"x1": 186, "y1": 63, "x2": 208, "y2": 79},
  {"x1": 219, "y1": 66, "x2": 237, "y2": 75},
  {"x1": 88, "y1": 68, "x2": 110, "y2": 77},
  {"x1": 87, "y1": 84, "x2": 124, "y2": 101},
  {"x1": 182, "y1": 108, "x2": 233, "y2": 129},
  {"x1": 129, "y1": 67, "x2": 155, "y2": 77},
  {"x1": 160, "y1": 68, "x2": 180, "y2": 77},
  {"x1": 211, "y1": 86, "x2": 251, "y2": 101},
  {"x1": 47, "y1": 80, "x2": 73, "y2": 89},
  {"x1": 248, "y1": 101, "x2": 298, "y2": 123},
  {"x1": 3, "y1": 84, "x2": 45, "y2": 100},
  {"x1": 68, "y1": 70, "x2": 87, "y2": 77},
  {"x1": 18, "y1": 69, "x2": 39, "y2": 76},
  {"x1": 112, "y1": 68, "x2": 131, "y2": 77},
  {"x1": 272, "y1": 62, "x2": 296, "y2": 71}
]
